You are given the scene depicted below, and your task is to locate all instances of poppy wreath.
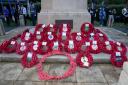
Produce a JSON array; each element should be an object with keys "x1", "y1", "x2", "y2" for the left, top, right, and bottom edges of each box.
[
  {"x1": 44, "y1": 32, "x2": 57, "y2": 43},
  {"x1": 102, "y1": 41, "x2": 115, "y2": 54},
  {"x1": 58, "y1": 32, "x2": 71, "y2": 44},
  {"x1": 21, "y1": 31, "x2": 34, "y2": 43},
  {"x1": 64, "y1": 39, "x2": 78, "y2": 53},
  {"x1": 113, "y1": 42, "x2": 127, "y2": 55},
  {"x1": 79, "y1": 40, "x2": 91, "y2": 52},
  {"x1": 35, "y1": 24, "x2": 47, "y2": 33},
  {"x1": 1, "y1": 39, "x2": 18, "y2": 53},
  {"x1": 90, "y1": 40, "x2": 102, "y2": 54},
  {"x1": 71, "y1": 32, "x2": 86, "y2": 46},
  {"x1": 45, "y1": 24, "x2": 58, "y2": 33},
  {"x1": 37, "y1": 41, "x2": 51, "y2": 55},
  {"x1": 110, "y1": 51, "x2": 127, "y2": 67},
  {"x1": 21, "y1": 52, "x2": 39, "y2": 68},
  {"x1": 36, "y1": 50, "x2": 76, "y2": 80},
  {"x1": 16, "y1": 42, "x2": 29, "y2": 55},
  {"x1": 49, "y1": 41, "x2": 63, "y2": 51},
  {"x1": 59, "y1": 23, "x2": 71, "y2": 33},
  {"x1": 33, "y1": 31, "x2": 44, "y2": 41},
  {"x1": 94, "y1": 33, "x2": 108, "y2": 44},
  {"x1": 29, "y1": 41, "x2": 42, "y2": 53},
  {"x1": 81, "y1": 22, "x2": 94, "y2": 35},
  {"x1": 76, "y1": 52, "x2": 93, "y2": 68}
]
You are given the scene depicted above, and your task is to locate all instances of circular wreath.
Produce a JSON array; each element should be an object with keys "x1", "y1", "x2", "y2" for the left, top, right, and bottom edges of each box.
[
  {"x1": 90, "y1": 40, "x2": 102, "y2": 54},
  {"x1": 1, "y1": 39, "x2": 17, "y2": 53},
  {"x1": 64, "y1": 40, "x2": 78, "y2": 53},
  {"x1": 102, "y1": 41, "x2": 115, "y2": 54},
  {"x1": 21, "y1": 31, "x2": 34, "y2": 43},
  {"x1": 59, "y1": 23, "x2": 71, "y2": 33},
  {"x1": 16, "y1": 42, "x2": 29, "y2": 55},
  {"x1": 110, "y1": 51, "x2": 127, "y2": 67},
  {"x1": 71, "y1": 32, "x2": 85, "y2": 46},
  {"x1": 49, "y1": 41, "x2": 63, "y2": 51},
  {"x1": 81, "y1": 22, "x2": 94, "y2": 35},
  {"x1": 45, "y1": 24, "x2": 58, "y2": 33},
  {"x1": 113, "y1": 42, "x2": 127, "y2": 55},
  {"x1": 76, "y1": 52, "x2": 93, "y2": 68},
  {"x1": 36, "y1": 50, "x2": 76, "y2": 80},
  {"x1": 44, "y1": 32, "x2": 57, "y2": 43},
  {"x1": 21, "y1": 52, "x2": 39, "y2": 68}
]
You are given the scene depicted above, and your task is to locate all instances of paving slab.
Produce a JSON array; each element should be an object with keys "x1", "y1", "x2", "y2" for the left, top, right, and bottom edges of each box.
[
  {"x1": 0, "y1": 63, "x2": 23, "y2": 81},
  {"x1": 45, "y1": 82, "x2": 75, "y2": 85},
  {"x1": 76, "y1": 65, "x2": 107, "y2": 83},
  {"x1": 0, "y1": 80, "x2": 14, "y2": 85},
  {"x1": 77, "y1": 83, "x2": 108, "y2": 85},
  {"x1": 14, "y1": 81, "x2": 45, "y2": 85},
  {"x1": 17, "y1": 64, "x2": 50, "y2": 81}
]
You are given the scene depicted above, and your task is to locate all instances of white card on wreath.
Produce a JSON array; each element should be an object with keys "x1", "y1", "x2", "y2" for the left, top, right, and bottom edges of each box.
[
  {"x1": 11, "y1": 41, "x2": 15, "y2": 45},
  {"x1": 21, "y1": 42, "x2": 25, "y2": 46},
  {"x1": 27, "y1": 52, "x2": 33, "y2": 58},
  {"x1": 86, "y1": 42, "x2": 90, "y2": 46},
  {"x1": 26, "y1": 33, "x2": 30, "y2": 37},
  {"x1": 93, "y1": 41, "x2": 97, "y2": 45},
  {"x1": 36, "y1": 31, "x2": 41, "y2": 34},
  {"x1": 116, "y1": 52, "x2": 121, "y2": 56},
  {"x1": 105, "y1": 41, "x2": 110, "y2": 45},
  {"x1": 62, "y1": 32, "x2": 66, "y2": 36},
  {"x1": 42, "y1": 24, "x2": 46, "y2": 28},
  {"x1": 77, "y1": 32, "x2": 81, "y2": 36},
  {"x1": 85, "y1": 24, "x2": 89, "y2": 27},
  {"x1": 63, "y1": 24, "x2": 67, "y2": 28},
  {"x1": 48, "y1": 32, "x2": 52, "y2": 35},
  {"x1": 42, "y1": 42, "x2": 47, "y2": 45},
  {"x1": 50, "y1": 24, "x2": 53, "y2": 28},
  {"x1": 34, "y1": 41, "x2": 38, "y2": 45}
]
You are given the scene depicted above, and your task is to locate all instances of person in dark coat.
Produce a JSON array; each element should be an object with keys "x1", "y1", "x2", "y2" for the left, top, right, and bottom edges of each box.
[
  {"x1": 30, "y1": 3, "x2": 37, "y2": 26},
  {"x1": 3, "y1": 6, "x2": 10, "y2": 25}
]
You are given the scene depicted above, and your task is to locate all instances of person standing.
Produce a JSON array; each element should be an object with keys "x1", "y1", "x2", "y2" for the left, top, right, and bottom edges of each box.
[
  {"x1": 21, "y1": 5, "x2": 27, "y2": 25},
  {"x1": 99, "y1": 7, "x2": 106, "y2": 26},
  {"x1": 107, "y1": 9, "x2": 114, "y2": 27},
  {"x1": 3, "y1": 6, "x2": 10, "y2": 25},
  {"x1": 11, "y1": 6, "x2": 16, "y2": 22},
  {"x1": 89, "y1": 8, "x2": 96, "y2": 25},
  {"x1": 30, "y1": 3, "x2": 37, "y2": 26}
]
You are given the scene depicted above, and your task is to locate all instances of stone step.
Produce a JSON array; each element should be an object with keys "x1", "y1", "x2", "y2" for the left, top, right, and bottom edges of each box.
[{"x1": 0, "y1": 53, "x2": 119, "y2": 64}]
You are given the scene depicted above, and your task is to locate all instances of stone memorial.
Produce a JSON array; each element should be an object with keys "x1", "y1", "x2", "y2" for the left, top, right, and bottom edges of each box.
[
  {"x1": 19, "y1": 15, "x2": 25, "y2": 26},
  {"x1": 38, "y1": 0, "x2": 91, "y2": 32}
]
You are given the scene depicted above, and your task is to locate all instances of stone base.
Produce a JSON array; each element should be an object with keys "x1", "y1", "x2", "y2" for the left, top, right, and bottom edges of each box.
[
  {"x1": 0, "y1": 53, "x2": 111, "y2": 64},
  {"x1": 38, "y1": 11, "x2": 91, "y2": 32}
]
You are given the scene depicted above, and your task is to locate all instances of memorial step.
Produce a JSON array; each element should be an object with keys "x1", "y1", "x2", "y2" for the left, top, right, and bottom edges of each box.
[{"x1": 0, "y1": 52, "x2": 128, "y2": 63}]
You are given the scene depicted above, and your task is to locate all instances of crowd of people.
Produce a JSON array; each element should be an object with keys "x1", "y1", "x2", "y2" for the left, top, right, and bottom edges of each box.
[
  {"x1": 0, "y1": 2, "x2": 37, "y2": 26},
  {"x1": 89, "y1": 6, "x2": 128, "y2": 27}
]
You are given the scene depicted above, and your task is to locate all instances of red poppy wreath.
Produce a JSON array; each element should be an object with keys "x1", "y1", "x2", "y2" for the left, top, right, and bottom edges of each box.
[
  {"x1": 36, "y1": 50, "x2": 76, "y2": 80},
  {"x1": 76, "y1": 52, "x2": 93, "y2": 68}
]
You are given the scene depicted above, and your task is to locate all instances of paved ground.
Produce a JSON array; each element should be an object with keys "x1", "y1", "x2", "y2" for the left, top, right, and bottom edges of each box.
[
  {"x1": 0, "y1": 62, "x2": 120, "y2": 85},
  {"x1": 0, "y1": 26, "x2": 128, "y2": 85}
]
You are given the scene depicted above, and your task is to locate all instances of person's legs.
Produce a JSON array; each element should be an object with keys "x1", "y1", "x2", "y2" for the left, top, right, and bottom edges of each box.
[{"x1": 6, "y1": 16, "x2": 10, "y2": 25}]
